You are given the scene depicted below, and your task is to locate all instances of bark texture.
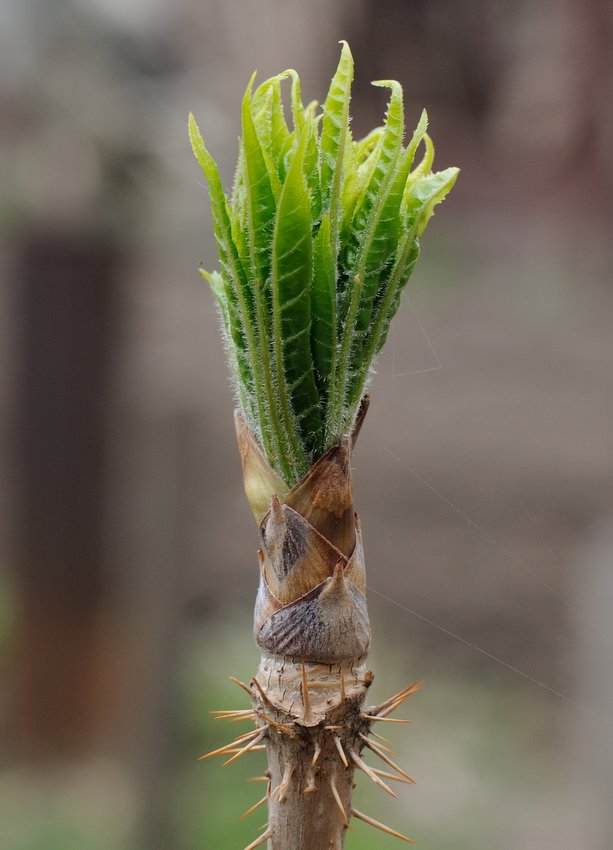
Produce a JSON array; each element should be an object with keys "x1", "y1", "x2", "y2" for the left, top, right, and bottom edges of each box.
[{"x1": 251, "y1": 658, "x2": 372, "y2": 850}]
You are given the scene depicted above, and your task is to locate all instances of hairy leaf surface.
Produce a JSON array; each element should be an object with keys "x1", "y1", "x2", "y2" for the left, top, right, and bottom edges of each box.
[
  {"x1": 319, "y1": 41, "x2": 353, "y2": 249},
  {"x1": 241, "y1": 76, "x2": 277, "y2": 292},
  {"x1": 191, "y1": 45, "x2": 458, "y2": 483},
  {"x1": 272, "y1": 129, "x2": 321, "y2": 470},
  {"x1": 311, "y1": 214, "x2": 336, "y2": 404}
]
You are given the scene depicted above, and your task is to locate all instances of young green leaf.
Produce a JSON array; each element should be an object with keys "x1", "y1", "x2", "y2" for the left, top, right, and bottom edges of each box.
[
  {"x1": 241, "y1": 85, "x2": 292, "y2": 475},
  {"x1": 201, "y1": 268, "x2": 254, "y2": 422},
  {"x1": 285, "y1": 70, "x2": 322, "y2": 218},
  {"x1": 269, "y1": 78, "x2": 290, "y2": 161},
  {"x1": 311, "y1": 214, "x2": 336, "y2": 405},
  {"x1": 271, "y1": 127, "x2": 321, "y2": 473},
  {"x1": 347, "y1": 81, "x2": 405, "y2": 269},
  {"x1": 340, "y1": 130, "x2": 382, "y2": 254},
  {"x1": 354, "y1": 126, "x2": 384, "y2": 164},
  {"x1": 189, "y1": 114, "x2": 265, "y2": 440},
  {"x1": 351, "y1": 109, "x2": 429, "y2": 347},
  {"x1": 189, "y1": 116, "x2": 253, "y2": 353},
  {"x1": 319, "y1": 41, "x2": 354, "y2": 250},
  {"x1": 349, "y1": 165, "x2": 458, "y2": 408},
  {"x1": 402, "y1": 132, "x2": 435, "y2": 208},
  {"x1": 408, "y1": 166, "x2": 459, "y2": 236},
  {"x1": 339, "y1": 127, "x2": 359, "y2": 242},
  {"x1": 328, "y1": 81, "x2": 405, "y2": 438},
  {"x1": 371, "y1": 241, "x2": 420, "y2": 358},
  {"x1": 304, "y1": 110, "x2": 323, "y2": 222},
  {"x1": 286, "y1": 69, "x2": 305, "y2": 131},
  {"x1": 252, "y1": 75, "x2": 289, "y2": 196},
  {"x1": 241, "y1": 74, "x2": 277, "y2": 291}
]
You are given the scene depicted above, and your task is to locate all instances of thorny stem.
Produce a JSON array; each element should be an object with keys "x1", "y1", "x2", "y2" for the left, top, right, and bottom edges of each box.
[
  {"x1": 253, "y1": 665, "x2": 366, "y2": 850},
  {"x1": 205, "y1": 657, "x2": 420, "y2": 849},
  {"x1": 191, "y1": 40, "x2": 455, "y2": 845}
]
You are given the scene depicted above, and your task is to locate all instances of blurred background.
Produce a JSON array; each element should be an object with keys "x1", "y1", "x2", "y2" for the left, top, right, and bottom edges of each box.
[{"x1": 1, "y1": 1, "x2": 612, "y2": 848}]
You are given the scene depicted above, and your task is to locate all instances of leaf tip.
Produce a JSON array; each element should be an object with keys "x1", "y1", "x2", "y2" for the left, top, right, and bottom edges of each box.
[
  {"x1": 187, "y1": 111, "x2": 199, "y2": 139},
  {"x1": 243, "y1": 70, "x2": 258, "y2": 102},
  {"x1": 188, "y1": 112, "x2": 209, "y2": 168}
]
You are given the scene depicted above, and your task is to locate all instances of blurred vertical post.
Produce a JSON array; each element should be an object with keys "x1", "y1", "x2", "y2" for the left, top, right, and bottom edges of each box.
[{"x1": 9, "y1": 228, "x2": 120, "y2": 755}]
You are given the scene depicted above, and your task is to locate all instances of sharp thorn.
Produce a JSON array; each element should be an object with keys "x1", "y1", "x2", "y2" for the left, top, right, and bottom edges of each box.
[
  {"x1": 371, "y1": 682, "x2": 421, "y2": 716},
  {"x1": 229, "y1": 676, "x2": 254, "y2": 698},
  {"x1": 251, "y1": 676, "x2": 276, "y2": 710},
  {"x1": 370, "y1": 730, "x2": 393, "y2": 746},
  {"x1": 232, "y1": 727, "x2": 262, "y2": 740},
  {"x1": 197, "y1": 744, "x2": 237, "y2": 760},
  {"x1": 242, "y1": 829, "x2": 272, "y2": 850},
  {"x1": 214, "y1": 746, "x2": 266, "y2": 756},
  {"x1": 253, "y1": 708, "x2": 294, "y2": 734},
  {"x1": 372, "y1": 767, "x2": 413, "y2": 785},
  {"x1": 340, "y1": 671, "x2": 346, "y2": 701},
  {"x1": 301, "y1": 663, "x2": 312, "y2": 721},
  {"x1": 359, "y1": 731, "x2": 396, "y2": 755},
  {"x1": 240, "y1": 795, "x2": 268, "y2": 820},
  {"x1": 220, "y1": 746, "x2": 266, "y2": 755},
  {"x1": 213, "y1": 713, "x2": 257, "y2": 723},
  {"x1": 209, "y1": 708, "x2": 253, "y2": 717},
  {"x1": 330, "y1": 777, "x2": 349, "y2": 825},
  {"x1": 222, "y1": 729, "x2": 267, "y2": 766},
  {"x1": 217, "y1": 745, "x2": 263, "y2": 759},
  {"x1": 363, "y1": 715, "x2": 411, "y2": 724},
  {"x1": 311, "y1": 741, "x2": 322, "y2": 768},
  {"x1": 303, "y1": 768, "x2": 317, "y2": 794},
  {"x1": 271, "y1": 764, "x2": 294, "y2": 803},
  {"x1": 198, "y1": 728, "x2": 261, "y2": 760},
  {"x1": 333, "y1": 735, "x2": 349, "y2": 769},
  {"x1": 351, "y1": 809, "x2": 414, "y2": 844},
  {"x1": 370, "y1": 682, "x2": 421, "y2": 714},
  {"x1": 247, "y1": 776, "x2": 270, "y2": 783},
  {"x1": 379, "y1": 698, "x2": 412, "y2": 719},
  {"x1": 360, "y1": 738, "x2": 415, "y2": 783},
  {"x1": 211, "y1": 716, "x2": 255, "y2": 724},
  {"x1": 324, "y1": 725, "x2": 343, "y2": 731},
  {"x1": 350, "y1": 749, "x2": 398, "y2": 799}
]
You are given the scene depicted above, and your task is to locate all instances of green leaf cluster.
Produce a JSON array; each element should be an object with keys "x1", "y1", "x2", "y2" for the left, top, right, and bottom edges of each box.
[{"x1": 190, "y1": 42, "x2": 458, "y2": 485}]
